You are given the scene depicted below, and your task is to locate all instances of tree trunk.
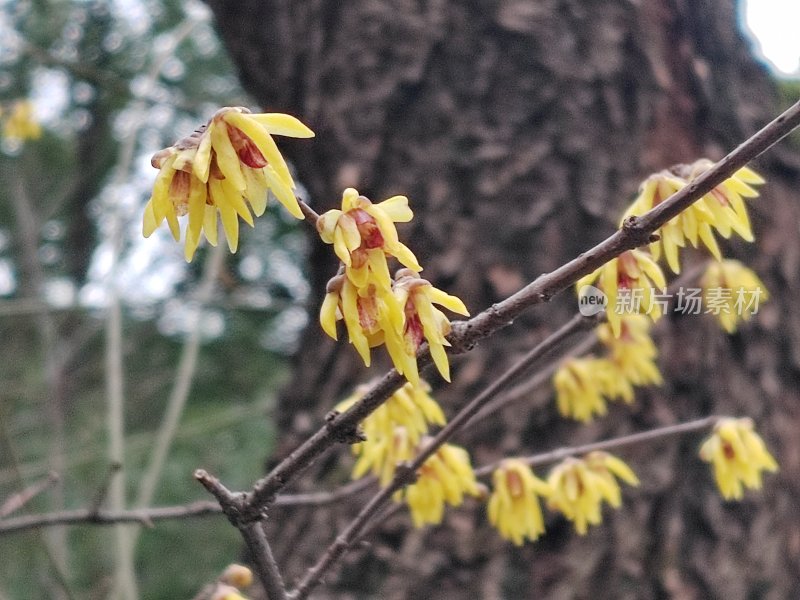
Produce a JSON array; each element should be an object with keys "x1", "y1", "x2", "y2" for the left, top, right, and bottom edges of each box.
[{"x1": 207, "y1": 1, "x2": 800, "y2": 598}]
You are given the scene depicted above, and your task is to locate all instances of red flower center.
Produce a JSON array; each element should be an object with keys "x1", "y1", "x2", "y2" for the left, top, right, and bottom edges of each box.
[{"x1": 226, "y1": 124, "x2": 268, "y2": 168}]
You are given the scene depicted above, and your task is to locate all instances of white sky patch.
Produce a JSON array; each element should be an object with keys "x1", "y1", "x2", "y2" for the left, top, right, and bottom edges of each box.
[
  {"x1": 744, "y1": 0, "x2": 800, "y2": 76},
  {"x1": 30, "y1": 68, "x2": 71, "y2": 124}
]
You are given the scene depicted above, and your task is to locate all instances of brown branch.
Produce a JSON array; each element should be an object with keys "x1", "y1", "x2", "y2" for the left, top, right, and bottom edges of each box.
[
  {"x1": 241, "y1": 522, "x2": 288, "y2": 600},
  {"x1": 474, "y1": 416, "x2": 721, "y2": 476},
  {"x1": 212, "y1": 98, "x2": 800, "y2": 525},
  {"x1": 0, "y1": 478, "x2": 374, "y2": 536}
]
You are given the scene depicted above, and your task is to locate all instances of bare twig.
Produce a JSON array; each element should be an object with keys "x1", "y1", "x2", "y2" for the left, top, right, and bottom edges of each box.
[
  {"x1": 0, "y1": 472, "x2": 59, "y2": 518},
  {"x1": 0, "y1": 478, "x2": 375, "y2": 536},
  {"x1": 195, "y1": 470, "x2": 288, "y2": 599},
  {"x1": 132, "y1": 241, "x2": 224, "y2": 528},
  {"x1": 474, "y1": 416, "x2": 720, "y2": 476}
]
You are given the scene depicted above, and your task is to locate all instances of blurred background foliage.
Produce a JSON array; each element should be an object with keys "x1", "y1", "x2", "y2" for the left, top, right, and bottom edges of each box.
[
  {"x1": 0, "y1": 0, "x2": 797, "y2": 598},
  {"x1": 0, "y1": 0, "x2": 309, "y2": 597}
]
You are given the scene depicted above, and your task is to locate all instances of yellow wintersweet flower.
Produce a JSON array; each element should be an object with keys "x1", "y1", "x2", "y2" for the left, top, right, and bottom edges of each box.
[
  {"x1": 547, "y1": 453, "x2": 637, "y2": 535},
  {"x1": 392, "y1": 269, "x2": 470, "y2": 384},
  {"x1": 623, "y1": 161, "x2": 764, "y2": 273},
  {"x1": 553, "y1": 357, "x2": 633, "y2": 422},
  {"x1": 317, "y1": 188, "x2": 421, "y2": 289},
  {"x1": 339, "y1": 382, "x2": 447, "y2": 484},
  {"x1": 577, "y1": 249, "x2": 666, "y2": 337},
  {"x1": 1, "y1": 100, "x2": 41, "y2": 142},
  {"x1": 337, "y1": 380, "x2": 446, "y2": 455},
  {"x1": 143, "y1": 107, "x2": 314, "y2": 260},
  {"x1": 701, "y1": 259, "x2": 769, "y2": 333},
  {"x1": 319, "y1": 274, "x2": 406, "y2": 368},
  {"x1": 699, "y1": 417, "x2": 778, "y2": 500},
  {"x1": 352, "y1": 425, "x2": 416, "y2": 486},
  {"x1": 596, "y1": 315, "x2": 662, "y2": 387},
  {"x1": 583, "y1": 451, "x2": 640, "y2": 508},
  {"x1": 404, "y1": 442, "x2": 481, "y2": 527},
  {"x1": 487, "y1": 459, "x2": 550, "y2": 545}
]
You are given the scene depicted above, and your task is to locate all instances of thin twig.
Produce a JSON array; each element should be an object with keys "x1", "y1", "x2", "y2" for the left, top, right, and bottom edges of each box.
[
  {"x1": 212, "y1": 99, "x2": 800, "y2": 524},
  {"x1": 474, "y1": 416, "x2": 720, "y2": 476},
  {"x1": 131, "y1": 241, "x2": 224, "y2": 533},
  {"x1": 0, "y1": 472, "x2": 59, "y2": 518},
  {"x1": 0, "y1": 478, "x2": 375, "y2": 536}
]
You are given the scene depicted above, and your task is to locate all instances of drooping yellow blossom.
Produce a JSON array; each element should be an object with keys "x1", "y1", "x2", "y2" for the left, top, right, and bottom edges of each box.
[
  {"x1": 339, "y1": 382, "x2": 446, "y2": 484},
  {"x1": 577, "y1": 249, "x2": 666, "y2": 337},
  {"x1": 553, "y1": 357, "x2": 633, "y2": 422},
  {"x1": 1, "y1": 100, "x2": 41, "y2": 142},
  {"x1": 583, "y1": 451, "x2": 640, "y2": 508},
  {"x1": 404, "y1": 442, "x2": 481, "y2": 527},
  {"x1": 392, "y1": 269, "x2": 470, "y2": 384},
  {"x1": 320, "y1": 273, "x2": 406, "y2": 368},
  {"x1": 487, "y1": 459, "x2": 550, "y2": 545},
  {"x1": 699, "y1": 417, "x2": 778, "y2": 500},
  {"x1": 143, "y1": 107, "x2": 314, "y2": 260},
  {"x1": 322, "y1": 269, "x2": 469, "y2": 384},
  {"x1": 547, "y1": 452, "x2": 638, "y2": 535},
  {"x1": 701, "y1": 259, "x2": 769, "y2": 333},
  {"x1": 317, "y1": 188, "x2": 421, "y2": 289},
  {"x1": 353, "y1": 425, "x2": 417, "y2": 486},
  {"x1": 337, "y1": 380, "x2": 446, "y2": 454},
  {"x1": 596, "y1": 315, "x2": 663, "y2": 387},
  {"x1": 622, "y1": 161, "x2": 764, "y2": 273}
]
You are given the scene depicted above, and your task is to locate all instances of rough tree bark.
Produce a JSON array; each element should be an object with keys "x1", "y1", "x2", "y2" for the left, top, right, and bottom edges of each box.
[{"x1": 206, "y1": 1, "x2": 800, "y2": 598}]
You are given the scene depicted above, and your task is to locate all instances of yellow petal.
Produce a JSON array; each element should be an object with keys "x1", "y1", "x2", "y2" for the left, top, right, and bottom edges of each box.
[
  {"x1": 319, "y1": 292, "x2": 339, "y2": 340},
  {"x1": 142, "y1": 199, "x2": 159, "y2": 238},
  {"x1": 244, "y1": 168, "x2": 269, "y2": 216},
  {"x1": 376, "y1": 195, "x2": 413, "y2": 222},
  {"x1": 192, "y1": 128, "x2": 213, "y2": 183},
  {"x1": 203, "y1": 205, "x2": 219, "y2": 246},
  {"x1": 224, "y1": 112, "x2": 294, "y2": 189},
  {"x1": 263, "y1": 165, "x2": 303, "y2": 218},
  {"x1": 249, "y1": 113, "x2": 315, "y2": 138},
  {"x1": 217, "y1": 201, "x2": 240, "y2": 252},
  {"x1": 210, "y1": 118, "x2": 247, "y2": 191}
]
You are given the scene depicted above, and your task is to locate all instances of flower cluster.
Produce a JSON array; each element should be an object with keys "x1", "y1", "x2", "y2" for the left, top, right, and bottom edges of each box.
[
  {"x1": 554, "y1": 315, "x2": 662, "y2": 422},
  {"x1": 338, "y1": 381, "x2": 446, "y2": 485},
  {"x1": 404, "y1": 442, "x2": 481, "y2": 527},
  {"x1": 339, "y1": 381, "x2": 480, "y2": 525},
  {"x1": 577, "y1": 249, "x2": 666, "y2": 338},
  {"x1": 546, "y1": 451, "x2": 639, "y2": 535},
  {"x1": 0, "y1": 100, "x2": 41, "y2": 143},
  {"x1": 701, "y1": 259, "x2": 769, "y2": 333},
  {"x1": 622, "y1": 160, "x2": 764, "y2": 273},
  {"x1": 143, "y1": 107, "x2": 314, "y2": 260},
  {"x1": 486, "y1": 451, "x2": 638, "y2": 542},
  {"x1": 699, "y1": 417, "x2": 778, "y2": 500},
  {"x1": 319, "y1": 191, "x2": 470, "y2": 384}
]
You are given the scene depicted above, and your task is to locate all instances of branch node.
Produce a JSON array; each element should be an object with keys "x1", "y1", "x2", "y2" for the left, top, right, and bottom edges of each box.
[
  {"x1": 393, "y1": 463, "x2": 419, "y2": 487},
  {"x1": 326, "y1": 412, "x2": 366, "y2": 444},
  {"x1": 620, "y1": 215, "x2": 655, "y2": 246}
]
